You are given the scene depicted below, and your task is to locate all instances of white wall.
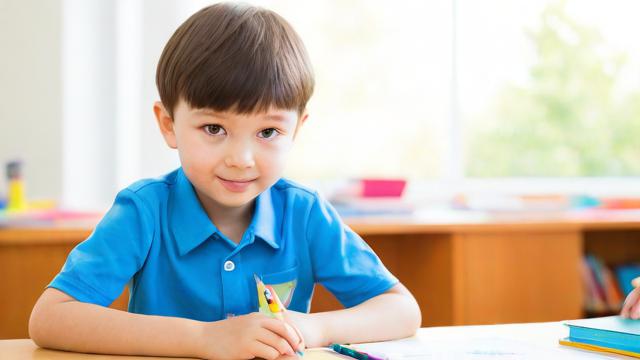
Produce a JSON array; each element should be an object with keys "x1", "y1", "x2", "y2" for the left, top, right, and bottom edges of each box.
[
  {"x1": 138, "y1": 0, "x2": 182, "y2": 181},
  {"x1": 0, "y1": 0, "x2": 63, "y2": 202},
  {"x1": 62, "y1": 0, "x2": 117, "y2": 210},
  {"x1": 62, "y1": 0, "x2": 181, "y2": 210},
  {"x1": 0, "y1": 0, "x2": 185, "y2": 210}
]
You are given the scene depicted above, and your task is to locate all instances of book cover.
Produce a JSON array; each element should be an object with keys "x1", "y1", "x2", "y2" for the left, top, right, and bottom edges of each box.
[
  {"x1": 559, "y1": 338, "x2": 640, "y2": 358},
  {"x1": 562, "y1": 316, "x2": 640, "y2": 354}
]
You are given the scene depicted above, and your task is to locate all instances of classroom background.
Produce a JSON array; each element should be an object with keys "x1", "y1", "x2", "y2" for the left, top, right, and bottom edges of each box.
[{"x1": 2, "y1": 0, "x2": 640, "y2": 340}]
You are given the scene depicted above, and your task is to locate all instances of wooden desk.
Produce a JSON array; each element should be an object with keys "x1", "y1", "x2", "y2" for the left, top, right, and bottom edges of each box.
[
  {"x1": 2, "y1": 210, "x2": 640, "y2": 338},
  {"x1": 0, "y1": 339, "x2": 194, "y2": 359},
  {"x1": 0, "y1": 321, "x2": 626, "y2": 359}
]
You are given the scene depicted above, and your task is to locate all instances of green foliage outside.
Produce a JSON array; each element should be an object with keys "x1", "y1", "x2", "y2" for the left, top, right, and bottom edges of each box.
[{"x1": 466, "y1": 1, "x2": 640, "y2": 177}]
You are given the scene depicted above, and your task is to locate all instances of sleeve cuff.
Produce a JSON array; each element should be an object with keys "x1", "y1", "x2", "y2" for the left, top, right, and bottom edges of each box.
[
  {"x1": 48, "y1": 274, "x2": 114, "y2": 307},
  {"x1": 339, "y1": 275, "x2": 399, "y2": 308}
]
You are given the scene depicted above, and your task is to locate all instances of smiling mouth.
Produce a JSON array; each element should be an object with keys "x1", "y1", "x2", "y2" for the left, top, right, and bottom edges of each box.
[
  {"x1": 217, "y1": 176, "x2": 257, "y2": 183},
  {"x1": 217, "y1": 176, "x2": 257, "y2": 192}
]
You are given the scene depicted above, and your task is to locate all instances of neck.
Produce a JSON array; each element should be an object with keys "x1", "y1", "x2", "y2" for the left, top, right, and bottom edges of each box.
[{"x1": 195, "y1": 191, "x2": 255, "y2": 243}]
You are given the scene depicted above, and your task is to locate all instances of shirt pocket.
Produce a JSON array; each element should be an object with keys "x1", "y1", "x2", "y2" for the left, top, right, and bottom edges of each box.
[{"x1": 259, "y1": 264, "x2": 298, "y2": 308}]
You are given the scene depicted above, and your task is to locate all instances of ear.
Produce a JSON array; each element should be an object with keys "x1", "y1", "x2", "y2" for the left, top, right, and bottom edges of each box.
[
  {"x1": 293, "y1": 111, "x2": 309, "y2": 139},
  {"x1": 153, "y1": 101, "x2": 177, "y2": 149}
]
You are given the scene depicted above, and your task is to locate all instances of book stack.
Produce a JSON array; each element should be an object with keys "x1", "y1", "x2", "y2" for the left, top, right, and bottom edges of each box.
[
  {"x1": 330, "y1": 179, "x2": 414, "y2": 217},
  {"x1": 561, "y1": 316, "x2": 640, "y2": 358}
]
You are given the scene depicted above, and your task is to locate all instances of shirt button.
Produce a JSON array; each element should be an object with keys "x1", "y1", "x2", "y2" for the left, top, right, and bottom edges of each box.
[{"x1": 223, "y1": 260, "x2": 235, "y2": 272}]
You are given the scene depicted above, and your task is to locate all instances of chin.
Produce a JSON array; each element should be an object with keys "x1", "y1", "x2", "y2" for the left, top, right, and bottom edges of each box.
[{"x1": 218, "y1": 194, "x2": 258, "y2": 208}]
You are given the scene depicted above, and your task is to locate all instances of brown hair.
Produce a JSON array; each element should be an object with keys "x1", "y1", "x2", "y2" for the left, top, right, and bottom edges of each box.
[{"x1": 156, "y1": 2, "x2": 314, "y2": 118}]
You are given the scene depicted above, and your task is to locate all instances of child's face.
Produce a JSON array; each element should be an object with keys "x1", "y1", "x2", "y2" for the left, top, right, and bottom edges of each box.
[{"x1": 155, "y1": 99, "x2": 304, "y2": 211}]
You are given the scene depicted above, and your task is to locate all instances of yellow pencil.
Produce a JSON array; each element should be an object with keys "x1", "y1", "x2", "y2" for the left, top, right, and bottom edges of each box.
[{"x1": 254, "y1": 274, "x2": 303, "y2": 355}]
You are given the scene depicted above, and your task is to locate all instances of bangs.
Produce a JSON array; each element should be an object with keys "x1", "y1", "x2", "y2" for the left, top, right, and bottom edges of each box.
[{"x1": 157, "y1": 3, "x2": 314, "y2": 116}]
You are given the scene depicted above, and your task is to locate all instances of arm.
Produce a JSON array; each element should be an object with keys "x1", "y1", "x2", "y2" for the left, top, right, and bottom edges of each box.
[
  {"x1": 299, "y1": 195, "x2": 420, "y2": 346},
  {"x1": 286, "y1": 283, "x2": 421, "y2": 347},
  {"x1": 30, "y1": 288, "x2": 302, "y2": 359},
  {"x1": 29, "y1": 288, "x2": 203, "y2": 357}
]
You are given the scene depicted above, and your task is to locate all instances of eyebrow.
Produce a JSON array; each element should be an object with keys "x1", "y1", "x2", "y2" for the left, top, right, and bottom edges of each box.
[
  {"x1": 193, "y1": 109, "x2": 228, "y2": 118},
  {"x1": 263, "y1": 114, "x2": 289, "y2": 122}
]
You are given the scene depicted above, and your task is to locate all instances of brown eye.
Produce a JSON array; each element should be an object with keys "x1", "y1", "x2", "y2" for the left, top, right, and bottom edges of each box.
[{"x1": 204, "y1": 125, "x2": 226, "y2": 136}]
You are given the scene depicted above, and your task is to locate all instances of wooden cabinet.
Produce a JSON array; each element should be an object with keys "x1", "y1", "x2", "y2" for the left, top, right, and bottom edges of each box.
[
  {"x1": 2, "y1": 213, "x2": 639, "y2": 338},
  {"x1": 0, "y1": 227, "x2": 128, "y2": 339},
  {"x1": 313, "y1": 228, "x2": 585, "y2": 326}
]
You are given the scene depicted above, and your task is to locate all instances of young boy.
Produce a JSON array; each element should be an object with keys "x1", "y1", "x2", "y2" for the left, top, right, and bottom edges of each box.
[{"x1": 29, "y1": 3, "x2": 421, "y2": 359}]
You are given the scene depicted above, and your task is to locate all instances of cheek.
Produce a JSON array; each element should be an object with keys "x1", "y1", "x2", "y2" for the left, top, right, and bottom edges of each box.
[
  {"x1": 177, "y1": 136, "x2": 220, "y2": 166},
  {"x1": 257, "y1": 143, "x2": 291, "y2": 172}
]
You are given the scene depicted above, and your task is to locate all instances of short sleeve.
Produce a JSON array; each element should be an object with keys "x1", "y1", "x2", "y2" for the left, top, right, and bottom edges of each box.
[
  {"x1": 48, "y1": 189, "x2": 154, "y2": 306},
  {"x1": 306, "y1": 194, "x2": 398, "y2": 308}
]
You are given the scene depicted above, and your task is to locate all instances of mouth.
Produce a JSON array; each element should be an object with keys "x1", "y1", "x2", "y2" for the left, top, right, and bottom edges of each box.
[{"x1": 217, "y1": 176, "x2": 257, "y2": 192}]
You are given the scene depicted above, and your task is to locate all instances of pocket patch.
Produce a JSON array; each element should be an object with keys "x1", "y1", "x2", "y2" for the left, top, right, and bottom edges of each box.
[{"x1": 259, "y1": 266, "x2": 298, "y2": 308}]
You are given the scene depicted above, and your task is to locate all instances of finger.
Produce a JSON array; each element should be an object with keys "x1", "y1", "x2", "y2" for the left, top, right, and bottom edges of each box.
[
  {"x1": 257, "y1": 327, "x2": 295, "y2": 355},
  {"x1": 631, "y1": 300, "x2": 640, "y2": 320},
  {"x1": 275, "y1": 354, "x2": 300, "y2": 360},
  {"x1": 286, "y1": 322, "x2": 306, "y2": 352},
  {"x1": 632, "y1": 277, "x2": 640, "y2": 288},
  {"x1": 280, "y1": 311, "x2": 305, "y2": 353},
  {"x1": 622, "y1": 289, "x2": 640, "y2": 317},
  {"x1": 628, "y1": 288, "x2": 640, "y2": 305},
  {"x1": 252, "y1": 340, "x2": 282, "y2": 360},
  {"x1": 262, "y1": 318, "x2": 301, "y2": 352},
  {"x1": 621, "y1": 297, "x2": 632, "y2": 317},
  {"x1": 627, "y1": 298, "x2": 640, "y2": 319},
  {"x1": 621, "y1": 303, "x2": 631, "y2": 318},
  {"x1": 622, "y1": 298, "x2": 635, "y2": 318}
]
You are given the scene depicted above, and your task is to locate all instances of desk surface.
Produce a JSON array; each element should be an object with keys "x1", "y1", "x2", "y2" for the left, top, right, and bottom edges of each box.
[{"x1": 0, "y1": 321, "x2": 631, "y2": 359}]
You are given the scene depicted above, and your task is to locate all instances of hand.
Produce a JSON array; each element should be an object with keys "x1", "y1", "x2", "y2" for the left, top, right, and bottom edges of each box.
[
  {"x1": 198, "y1": 312, "x2": 304, "y2": 360},
  {"x1": 284, "y1": 310, "x2": 327, "y2": 348},
  {"x1": 621, "y1": 284, "x2": 640, "y2": 319}
]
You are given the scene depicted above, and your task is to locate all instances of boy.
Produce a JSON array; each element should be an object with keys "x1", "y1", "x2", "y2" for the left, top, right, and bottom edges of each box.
[{"x1": 29, "y1": 3, "x2": 421, "y2": 359}]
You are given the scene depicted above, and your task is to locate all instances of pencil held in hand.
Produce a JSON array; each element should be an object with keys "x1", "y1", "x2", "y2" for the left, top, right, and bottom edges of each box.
[
  {"x1": 255, "y1": 274, "x2": 286, "y2": 319},
  {"x1": 264, "y1": 284, "x2": 285, "y2": 319},
  {"x1": 254, "y1": 274, "x2": 304, "y2": 355},
  {"x1": 255, "y1": 274, "x2": 270, "y2": 314}
]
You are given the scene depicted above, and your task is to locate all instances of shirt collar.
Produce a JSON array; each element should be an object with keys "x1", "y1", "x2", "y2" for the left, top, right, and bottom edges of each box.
[
  {"x1": 169, "y1": 168, "x2": 217, "y2": 256},
  {"x1": 169, "y1": 169, "x2": 280, "y2": 255},
  {"x1": 249, "y1": 188, "x2": 280, "y2": 249}
]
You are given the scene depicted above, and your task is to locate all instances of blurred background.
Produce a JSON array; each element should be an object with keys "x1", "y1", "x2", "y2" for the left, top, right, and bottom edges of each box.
[
  {"x1": 1, "y1": 0, "x2": 640, "y2": 339},
  {"x1": 2, "y1": 0, "x2": 639, "y2": 210}
]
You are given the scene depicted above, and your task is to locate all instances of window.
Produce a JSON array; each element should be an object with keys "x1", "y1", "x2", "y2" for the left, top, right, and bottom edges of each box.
[
  {"x1": 184, "y1": 0, "x2": 451, "y2": 181},
  {"x1": 61, "y1": 0, "x2": 640, "y2": 209},
  {"x1": 460, "y1": 0, "x2": 640, "y2": 177}
]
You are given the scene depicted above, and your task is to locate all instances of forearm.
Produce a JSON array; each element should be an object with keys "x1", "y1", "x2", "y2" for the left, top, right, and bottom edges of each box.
[
  {"x1": 30, "y1": 296, "x2": 204, "y2": 358},
  {"x1": 311, "y1": 287, "x2": 421, "y2": 346}
]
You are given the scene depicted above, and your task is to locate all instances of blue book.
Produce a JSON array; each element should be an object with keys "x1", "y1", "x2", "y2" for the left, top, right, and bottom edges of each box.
[{"x1": 561, "y1": 316, "x2": 640, "y2": 356}]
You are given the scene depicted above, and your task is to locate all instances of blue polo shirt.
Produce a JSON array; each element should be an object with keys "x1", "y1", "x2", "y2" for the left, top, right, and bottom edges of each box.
[{"x1": 49, "y1": 168, "x2": 397, "y2": 320}]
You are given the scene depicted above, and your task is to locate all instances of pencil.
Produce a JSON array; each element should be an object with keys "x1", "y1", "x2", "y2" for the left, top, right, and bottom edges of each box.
[{"x1": 255, "y1": 274, "x2": 304, "y2": 356}]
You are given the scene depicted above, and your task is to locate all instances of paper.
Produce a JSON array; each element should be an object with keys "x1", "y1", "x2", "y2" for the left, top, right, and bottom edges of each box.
[{"x1": 354, "y1": 336, "x2": 609, "y2": 359}]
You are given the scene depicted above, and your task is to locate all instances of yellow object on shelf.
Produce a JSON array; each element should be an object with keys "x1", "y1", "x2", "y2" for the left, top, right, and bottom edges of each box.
[
  {"x1": 6, "y1": 160, "x2": 27, "y2": 212},
  {"x1": 7, "y1": 179, "x2": 27, "y2": 212}
]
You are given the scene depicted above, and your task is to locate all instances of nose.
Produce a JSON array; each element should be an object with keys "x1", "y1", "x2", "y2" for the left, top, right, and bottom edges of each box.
[{"x1": 224, "y1": 139, "x2": 255, "y2": 168}]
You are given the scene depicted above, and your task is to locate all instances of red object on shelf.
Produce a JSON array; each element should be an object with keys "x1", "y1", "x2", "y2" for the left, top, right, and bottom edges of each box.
[
  {"x1": 361, "y1": 179, "x2": 406, "y2": 198},
  {"x1": 600, "y1": 198, "x2": 640, "y2": 210}
]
